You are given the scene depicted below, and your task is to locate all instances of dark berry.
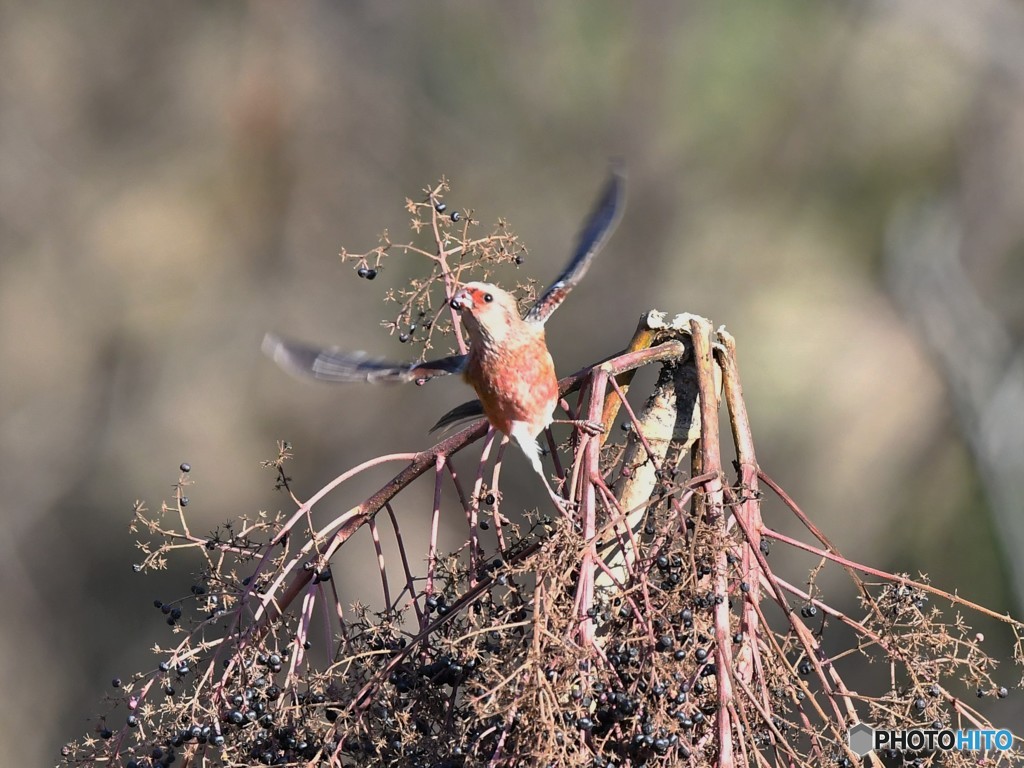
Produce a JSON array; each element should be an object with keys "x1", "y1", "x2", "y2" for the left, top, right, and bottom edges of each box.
[
  {"x1": 126, "y1": 715, "x2": 139, "y2": 728},
  {"x1": 399, "y1": 333, "x2": 409, "y2": 343},
  {"x1": 798, "y1": 660, "x2": 812, "y2": 675},
  {"x1": 180, "y1": 462, "x2": 191, "y2": 473},
  {"x1": 112, "y1": 678, "x2": 122, "y2": 688},
  {"x1": 450, "y1": 211, "x2": 460, "y2": 222},
  {"x1": 100, "y1": 728, "x2": 113, "y2": 739},
  {"x1": 357, "y1": 266, "x2": 369, "y2": 278},
  {"x1": 179, "y1": 496, "x2": 189, "y2": 507},
  {"x1": 998, "y1": 686, "x2": 1009, "y2": 698},
  {"x1": 365, "y1": 268, "x2": 378, "y2": 280},
  {"x1": 434, "y1": 202, "x2": 447, "y2": 213}
]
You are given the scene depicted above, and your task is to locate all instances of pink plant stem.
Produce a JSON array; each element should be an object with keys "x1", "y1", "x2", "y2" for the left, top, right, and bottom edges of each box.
[
  {"x1": 489, "y1": 440, "x2": 508, "y2": 551},
  {"x1": 385, "y1": 501, "x2": 424, "y2": 625},
  {"x1": 543, "y1": 427, "x2": 566, "y2": 489},
  {"x1": 444, "y1": 455, "x2": 474, "y2": 522},
  {"x1": 467, "y1": 429, "x2": 499, "y2": 585},
  {"x1": 321, "y1": 580, "x2": 338, "y2": 652},
  {"x1": 575, "y1": 366, "x2": 609, "y2": 647},
  {"x1": 689, "y1": 317, "x2": 736, "y2": 768},
  {"x1": 607, "y1": 375, "x2": 662, "y2": 470},
  {"x1": 368, "y1": 517, "x2": 393, "y2": 610},
  {"x1": 733, "y1": 510, "x2": 850, "y2": 727},
  {"x1": 426, "y1": 455, "x2": 445, "y2": 609},
  {"x1": 758, "y1": 527, "x2": 1014, "y2": 622},
  {"x1": 284, "y1": 583, "x2": 317, "y2": 689},
  {"x1": 592, "y1": 478, "x2": 656, "y2": 641}
]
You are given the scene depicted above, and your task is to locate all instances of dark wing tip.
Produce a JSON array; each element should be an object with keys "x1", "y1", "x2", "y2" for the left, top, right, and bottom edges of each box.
[{"x1": 428, "y1": 399, "x2": 486, "y2": 434}]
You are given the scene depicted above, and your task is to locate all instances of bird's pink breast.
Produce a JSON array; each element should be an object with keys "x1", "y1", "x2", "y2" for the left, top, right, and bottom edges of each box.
[{"x1": 464, "y1": 330, "x2": 558, "y2": 438}]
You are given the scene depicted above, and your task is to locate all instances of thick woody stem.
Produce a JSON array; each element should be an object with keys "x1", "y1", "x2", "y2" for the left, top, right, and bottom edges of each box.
[
  {"x1": 716, "y1": 331, "x2": 770, "y2": 709},
  {"x1": 575, "y1": 367, "x2": 609, "y2": 647},
  {"x1": 689, "y1": 316, "x2": 735, "y2": 768}
]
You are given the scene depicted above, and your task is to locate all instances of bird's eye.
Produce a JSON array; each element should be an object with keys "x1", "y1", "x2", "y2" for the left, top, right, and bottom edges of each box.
[{"x1": 483, "y1": 293, "x2": 494, "y2": 303}]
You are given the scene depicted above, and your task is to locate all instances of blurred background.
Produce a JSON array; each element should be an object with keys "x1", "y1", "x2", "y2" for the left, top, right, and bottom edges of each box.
[{"x1": 2, "y1": 2, "x2": 1023, "y2": 763}]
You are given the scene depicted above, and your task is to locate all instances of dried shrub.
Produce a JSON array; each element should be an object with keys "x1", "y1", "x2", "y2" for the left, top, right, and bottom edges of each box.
[{"x1": 62, "y1": 180, "x2": 1023, "y2": 768}]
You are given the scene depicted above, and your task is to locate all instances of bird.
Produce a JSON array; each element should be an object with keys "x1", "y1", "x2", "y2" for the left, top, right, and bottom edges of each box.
[{"x1": 263, "y1": 166, "x2": 625, "y2": 481}]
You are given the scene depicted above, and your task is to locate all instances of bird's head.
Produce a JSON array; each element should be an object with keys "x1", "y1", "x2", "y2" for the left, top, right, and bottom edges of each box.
[{"x1": 449, "y1": 283, "x2": 523, "y2": 345}]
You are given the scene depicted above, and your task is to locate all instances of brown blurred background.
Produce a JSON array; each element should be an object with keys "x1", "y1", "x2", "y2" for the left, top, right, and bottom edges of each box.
[{"x1": 2, "y1": 2, "x2": 1023, "y2": 763}]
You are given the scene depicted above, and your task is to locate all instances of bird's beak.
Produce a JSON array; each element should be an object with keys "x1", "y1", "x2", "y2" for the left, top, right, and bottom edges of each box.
[{"x1": 450, "y1": 289, "x2": 472, "y2": 311}]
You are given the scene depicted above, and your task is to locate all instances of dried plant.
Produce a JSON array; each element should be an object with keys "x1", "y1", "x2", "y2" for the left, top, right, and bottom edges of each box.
[{"x1": 62, "y1": 180, "x2": 1024, "y2": 768}]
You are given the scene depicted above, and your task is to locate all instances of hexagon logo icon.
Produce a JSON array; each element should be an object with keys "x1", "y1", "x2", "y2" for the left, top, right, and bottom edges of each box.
[{"x1": 847, "y1": 722, "x2": 875, "y2": 757}]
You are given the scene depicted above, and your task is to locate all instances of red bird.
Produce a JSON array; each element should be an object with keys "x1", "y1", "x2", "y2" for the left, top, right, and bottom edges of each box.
[{"x1": 263, "y1": 167, "x2": 625, "y2": 478}]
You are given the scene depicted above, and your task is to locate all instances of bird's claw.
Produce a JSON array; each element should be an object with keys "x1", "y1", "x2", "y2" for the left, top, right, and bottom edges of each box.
[
  {"x1": 552, "y1": 418, "x2": 606, "y2": 436},
  {"x1": 576, "y1": 419, "x2": 606, "y2": 436}
]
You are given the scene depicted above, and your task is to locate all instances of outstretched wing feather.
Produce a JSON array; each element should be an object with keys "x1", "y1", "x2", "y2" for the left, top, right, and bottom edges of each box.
[
  {"x1": 524, "y1": 163, "x2": 626, "y2": 326},
  {"x1": 263, "y1": 333, "x2": 466, "y2": 384}
]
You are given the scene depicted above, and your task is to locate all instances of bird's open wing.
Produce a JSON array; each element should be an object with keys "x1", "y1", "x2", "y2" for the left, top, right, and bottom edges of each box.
[
  {"x1": 263, "y1": 333, "x2": 467, "y2": 384},
  {"x1": 523, "y1": 163, "x2": 626, "y2": 326},
  {"x1": 428, "y1": 399, "x2": 486, "y2": 434}
]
